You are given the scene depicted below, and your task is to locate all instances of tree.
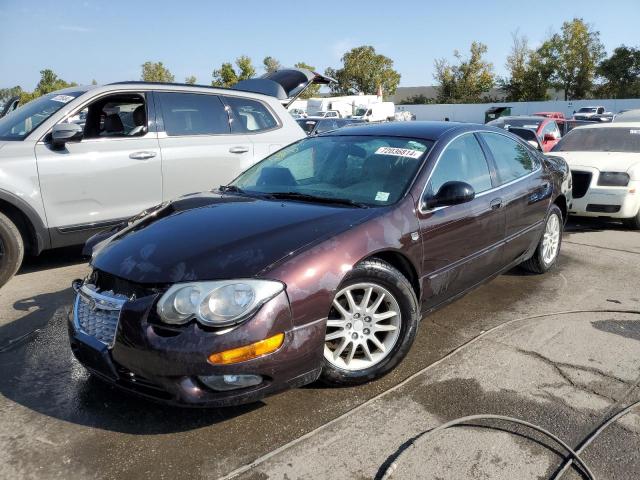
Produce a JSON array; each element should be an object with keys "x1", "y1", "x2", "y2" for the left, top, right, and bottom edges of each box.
[
  {"x1": 433, "y1": 42, "x2": 495, "y2": 103},
  {"x1": 141, "y1": 61, "x2": 175, "y2": 83},
  {"x1": 294, "y1": 61, "x2": 321, "y2": 99},
  {"x1": 398, "y1": 94, "x2": 435, "y2": 105},
  {"x1": 0, "y1": 86, "x2": 23, "y2": 105},
  {"x1": 263, "y1": 56, "x2": 281, "y2": 74},
  {"x1": 325, "y1": 46, "x2": 401, "y2": 96},
  {"x1": 185, "y1": 75, "x2": 197, "y2": 85},
  {"x1": 542, "y1": 18, "x2": 605, "y2": 100},
  {"x1": 212, "y1": 56, "x2": 256, "y2": 87},
  {"x1": 18, "y1": 69, "x2": 77, "y2": 104},
  {"x1": 596, "y1": 46, "x2": 640, "y2": 98},
  {"x1": 499, "y1": 32, "x2": 553, "y2": 101}
]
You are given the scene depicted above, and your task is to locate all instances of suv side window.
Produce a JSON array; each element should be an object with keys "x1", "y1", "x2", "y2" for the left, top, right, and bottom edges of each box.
[
  {"x1": 428, "y1": 133, "x2": 493, "y2": 196},
  {"x1": 223, "y1": 96, "x2": 278, "y2": 133},
  {"x1": 77, "y1": 93, "x2": 147, "y2": 139},
  {"x1": 480, "y1": 132, "x2": 536, "y2": 184},
  {"x1": 157, "y1": 92, "x2": 230, "y2": 136}
]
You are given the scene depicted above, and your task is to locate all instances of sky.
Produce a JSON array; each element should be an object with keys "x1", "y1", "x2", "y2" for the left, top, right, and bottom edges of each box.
[{"x1": 1, "y1": 0, "x2": 639, "y2": 90}]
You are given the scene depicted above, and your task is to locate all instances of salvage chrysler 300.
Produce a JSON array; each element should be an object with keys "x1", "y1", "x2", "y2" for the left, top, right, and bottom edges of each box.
[{"x1": 69, "y1": 122, "x2": 570, "y2": 406}]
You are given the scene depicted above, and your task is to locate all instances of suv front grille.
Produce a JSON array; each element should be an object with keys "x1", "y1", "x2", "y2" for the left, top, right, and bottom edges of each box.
[{"x1": 571, "y1": 171, "x2": 592, "y2": 199}]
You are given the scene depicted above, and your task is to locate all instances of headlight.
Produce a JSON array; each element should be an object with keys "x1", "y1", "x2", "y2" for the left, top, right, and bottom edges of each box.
[
  {"x1": 156, "y1": 280, "x2": 284, "y2": 327},
  {"x1": 598, "y1": 172, "x2": 629, "y2": 187}
]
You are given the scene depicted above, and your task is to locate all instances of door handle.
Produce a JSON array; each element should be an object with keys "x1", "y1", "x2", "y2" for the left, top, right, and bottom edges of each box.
[
  {"x1": 490, "y1": 198, "x2": 503, "y2": 210},
  {"x1": 129, "y1": 151, "x2": 156, "y2": 160},
  {"x1": 229, "y1": 146, "x2": 249, "y2": 154}
]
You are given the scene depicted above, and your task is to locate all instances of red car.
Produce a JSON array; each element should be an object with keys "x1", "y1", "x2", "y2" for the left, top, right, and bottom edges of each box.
[{"x1": 487, "y1": 115, "x2": 562, "y2": 152}]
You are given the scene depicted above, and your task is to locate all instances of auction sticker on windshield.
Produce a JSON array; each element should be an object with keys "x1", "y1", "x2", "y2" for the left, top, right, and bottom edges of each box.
[
  {"x1": 375, "y1": 147, "x2": 423, "y2": 158},
  {"x1": 50, "y1": 95, "x2": 75, "y2": 103}
]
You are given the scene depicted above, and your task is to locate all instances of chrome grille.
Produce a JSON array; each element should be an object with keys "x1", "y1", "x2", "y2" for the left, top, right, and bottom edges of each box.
[{"x1": 73, "y1": 284, "x2": 128, "y2": 347}]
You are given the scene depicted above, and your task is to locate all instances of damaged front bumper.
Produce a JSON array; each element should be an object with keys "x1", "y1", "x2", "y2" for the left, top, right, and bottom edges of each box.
[{"x1": 68, "y1": 281, "x2": 325, "y2": 407}]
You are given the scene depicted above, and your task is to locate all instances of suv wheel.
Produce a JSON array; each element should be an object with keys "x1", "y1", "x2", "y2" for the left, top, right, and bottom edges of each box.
[
  {"x1": 520, "y1": 204, "x2": 563, "y2": 274},
  {"x1": 0, "y1": 212, "x2": 24, "y2": 288},
  {"x1": 320, "y1": 259, "x2": 419, "y2": 386}
]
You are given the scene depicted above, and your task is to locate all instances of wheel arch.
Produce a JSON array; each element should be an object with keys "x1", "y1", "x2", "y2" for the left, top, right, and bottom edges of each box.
[
  {"x1": 0, "y1": 190, "x2": 49, "y2": 255},
  {"x1": 363, "y1": 250, "x2": 421, "y2": 303},
  {"x1": 553, "y1": 193, "x2": 568, "y2": 223}
]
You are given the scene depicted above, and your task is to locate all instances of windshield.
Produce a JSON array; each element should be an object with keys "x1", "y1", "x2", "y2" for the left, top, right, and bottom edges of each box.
[
  {"x1": 577, "y1": 107, "x2": 597, "y2": 113},
  {"x1": 0, "y1": 91, "x2": 84, "y2": 140},
  {"x1": 230, "y1": 135, "x2": 433, "y2": 206},
  {"x1": 489, "y1": 118, "x2": 542, "y2": 130},
  {"x1": 354, "y1": 107, "x2": 367, "y2": 116},
  {"x1": 552, "y1": 127, "x2": 640, "y2": 153}
]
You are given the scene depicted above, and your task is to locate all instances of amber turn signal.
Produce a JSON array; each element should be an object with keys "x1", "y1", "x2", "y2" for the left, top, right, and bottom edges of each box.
[{"x1": 208, "y1": 333, "x2": 285, "y2": 365}]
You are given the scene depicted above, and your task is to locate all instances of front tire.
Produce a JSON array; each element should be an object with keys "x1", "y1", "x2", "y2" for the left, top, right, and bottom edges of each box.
[
  {"x1": 520, "y1": 204, "x2": 563, "y2": 274},
  {"x1": 622, "y1": 209, "x2": 640, "y2": 230},
  {"x1": 320, "y1": 259, "x2": 419, "y2": 386},
  {"x1": 0, "y1": 212, "x2": 24, "y2": 288}
]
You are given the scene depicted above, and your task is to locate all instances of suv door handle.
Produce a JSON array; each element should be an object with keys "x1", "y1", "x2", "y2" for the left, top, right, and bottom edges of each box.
[
  {"x1": 129, "y1": 151, "x2": 156, "y2": 160},
  {"x1": 229, "y1": 146, "x2": 249, "y2": 154},
  {"x1": 490, "y1": 198, "x2": 503, "y2": 210}
]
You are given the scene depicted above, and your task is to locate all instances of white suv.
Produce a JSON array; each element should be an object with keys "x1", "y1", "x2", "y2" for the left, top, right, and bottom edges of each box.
[{"x1": 0, "y1": 69, "x2": 333, "y2": 286}]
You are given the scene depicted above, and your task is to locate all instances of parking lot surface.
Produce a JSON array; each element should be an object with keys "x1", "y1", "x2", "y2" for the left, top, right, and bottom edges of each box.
[{"x1": 1, "y1": 218, "x2": 639, "y2": 479}]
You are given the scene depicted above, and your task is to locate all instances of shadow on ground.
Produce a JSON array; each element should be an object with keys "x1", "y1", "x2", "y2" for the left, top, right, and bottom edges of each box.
[{"x1": 0, "y1": 298, "x2": 262, "y2": 435}]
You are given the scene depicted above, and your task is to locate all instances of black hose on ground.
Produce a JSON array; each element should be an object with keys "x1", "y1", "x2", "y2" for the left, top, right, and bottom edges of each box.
[{"x1": 380, "y1": 401, "x2": 640, "y2": 480}]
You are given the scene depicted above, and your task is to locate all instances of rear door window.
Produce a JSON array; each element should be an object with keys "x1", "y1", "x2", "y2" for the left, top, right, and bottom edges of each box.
[
  {"x1": 223, "y1": 96, "x2": 278, "y2": 133},
  {"x1": 156, "y1": 92, "x2": 230, "y2": 136},
  {"x1": 480, "y1": 132, "x2": 536, "y2": 184}
]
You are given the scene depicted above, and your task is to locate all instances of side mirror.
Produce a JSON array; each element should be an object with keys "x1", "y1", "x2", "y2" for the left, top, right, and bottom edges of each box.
[
  {"x1": 51, "y1": 122, "x2": 83, "y2": 147},
  {"x1": 424, "y1": 181, "x2": 475, "y2": 210}
]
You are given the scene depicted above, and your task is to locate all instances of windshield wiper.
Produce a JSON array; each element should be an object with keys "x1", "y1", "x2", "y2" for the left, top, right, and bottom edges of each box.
[
  {"x1": 268, "y1": 192, "x2": 369, "y2": 208},
  {"x1": 218, "y1": 184, "x2": 245, "y2": 194}
]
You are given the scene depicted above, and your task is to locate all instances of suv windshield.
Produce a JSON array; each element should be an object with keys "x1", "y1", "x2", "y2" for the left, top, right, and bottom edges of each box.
[
  {"x1": 0, "y1": 91, "x2": 84, "y2": 140},
  {"x1": 230, "y1": 135, "x2": 433, "y2": 207},
  {"x1": 552, "y1": 127, "x2": 640, "y2": 153}
]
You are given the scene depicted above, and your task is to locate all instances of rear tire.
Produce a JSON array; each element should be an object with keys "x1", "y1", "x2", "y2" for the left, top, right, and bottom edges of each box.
[
  {"x1": 520, "y1": 204, "x2": 563, "y2": 274},
  {"x1": 320, "y1": 259, "x2": 419, "y2": 386},
  {"x1": 622, "y1": 209, "x2": 640, "y2": 230},
  {"x1": 0, "y1": 212, "x2": 24, "y2": 288}
]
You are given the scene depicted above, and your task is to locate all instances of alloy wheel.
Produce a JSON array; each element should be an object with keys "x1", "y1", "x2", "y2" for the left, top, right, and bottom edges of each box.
[
  {"x1": 324, "y1": 282, "x2": 401, "y2": 371},
  {"x1": 542, "y1": 213, "x2": 560, "y2": 265}
]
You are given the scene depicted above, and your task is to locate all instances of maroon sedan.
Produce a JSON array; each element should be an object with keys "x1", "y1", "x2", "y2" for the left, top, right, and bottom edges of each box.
[{"x1": 69, "y1": 122, "x2": 570, "y2": 406}]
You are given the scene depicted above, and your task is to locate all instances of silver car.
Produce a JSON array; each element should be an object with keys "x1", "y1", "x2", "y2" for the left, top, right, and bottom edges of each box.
[{"x1": 0, "y1": 69, "x2": 333, "y2": 286}]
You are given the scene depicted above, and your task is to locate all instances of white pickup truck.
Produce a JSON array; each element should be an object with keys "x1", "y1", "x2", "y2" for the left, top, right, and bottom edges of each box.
[{"x1": 573, "y1": 106, "x2": 613, "y2": 122}]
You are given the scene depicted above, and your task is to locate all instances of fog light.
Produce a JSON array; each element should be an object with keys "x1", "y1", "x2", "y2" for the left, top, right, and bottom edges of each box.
[
  {"x1": 198, "y1": 374, "x2": 263, "y2": 391},
  {"x1": 208, "y1": 333, "x2": 285, "y2": 364}
]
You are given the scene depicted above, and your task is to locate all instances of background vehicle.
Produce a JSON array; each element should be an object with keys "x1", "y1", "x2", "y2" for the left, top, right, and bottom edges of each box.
[
  {"x1": 550, "y1": 123, "x2": 640, "y2": 228},
  {"x1": 0, "y1": 68, "x2": 333, "y2": 287},
  {"x1": 573, "y1": 106, "x2": 613, "y2": 121},
  {"x1": 296, "y1": 117, "x2": 364, "y2": 135},
  {"x1": 314, "y1": 110, "x2": 341, "y2": 118},
  {"x1": 533, "y1": 112, "x2": 565, "y2": 120},
  {"x1": 352, "y1": 102, "x2": 395, "y2": 122},
  {"x1": 487, "y1": 115, "x2": 562, "y2": 152},
  {"x1": 613, "y1": 109, "x2": 640, "y2": 123},
  {"x1": 73, "y1": 121, "x2": 569, "y2": 406},
  {"x1": 0, "y1": 96, "x2": 20, "y2": 118},
  {"x1": 289, "y1": 108, "x2": 306, "y2": 119}
]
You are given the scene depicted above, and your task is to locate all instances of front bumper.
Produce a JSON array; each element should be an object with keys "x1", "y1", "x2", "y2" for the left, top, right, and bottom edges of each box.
[
  {"x1": 68, "y1": 288, "x2": 325, "y2": 407},
  {"x1": 569, "y1": 169, "x2": 639, "y2": 219}
]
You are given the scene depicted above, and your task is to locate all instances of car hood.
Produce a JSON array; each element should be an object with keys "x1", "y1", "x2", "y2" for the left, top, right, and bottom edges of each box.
[
  {"x1": 550, "y1": 151, "x2": 640, "y2": 173},
  {"x1": 91, "y1": 192, "x2": 378, "y2": 284}
]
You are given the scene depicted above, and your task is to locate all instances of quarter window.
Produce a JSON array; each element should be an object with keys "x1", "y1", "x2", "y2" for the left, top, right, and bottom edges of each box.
[
  {"x1": 223, "y1": 96, "x2": 278, "y2": 133},
  {"x1": 428, "y1": 134, "x2": 493, "y2": 196},
  {"x1": 157, "y1": 92, "x2": 230, "y2": 136},
  {"x1": 480, "y1": 133, "x2": 535, "y2": 184}
]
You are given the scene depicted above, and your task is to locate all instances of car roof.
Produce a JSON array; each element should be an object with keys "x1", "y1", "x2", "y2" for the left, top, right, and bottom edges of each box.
[
  {"x1": 326, "y1": 121, "x2": 470, "y2": 140},
  {"x1": 492, "y1": 115, "x2": 546, "y2": 122},
  {"x1": 572, "y1": 121, "x2": 640, "y2": 130}
]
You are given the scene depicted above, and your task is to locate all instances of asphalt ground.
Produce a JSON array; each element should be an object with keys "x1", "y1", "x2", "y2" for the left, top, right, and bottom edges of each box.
[{"x1": 0, "y1": 217, "x2": 638, "y2": 479}]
